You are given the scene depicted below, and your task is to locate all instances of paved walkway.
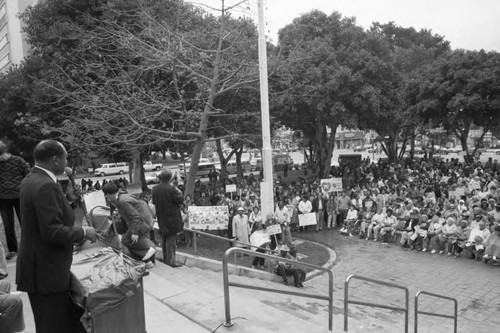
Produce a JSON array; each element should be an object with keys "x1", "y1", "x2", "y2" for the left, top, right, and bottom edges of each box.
[
  {"x1": 3, "y1": 228, "x2": 499, "y2": 332},
  {"x1": 297, "y1": 229, "x2": 500, "y2": 332}
]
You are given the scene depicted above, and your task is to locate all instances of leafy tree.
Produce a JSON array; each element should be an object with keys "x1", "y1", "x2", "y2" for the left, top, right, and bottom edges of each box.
[
  {"x1": 355, "y1": 22, "x2": 450, "y2": 162},
  {"x1": 415, "y1": 49, "x2": 500, "y2": 155},
  {"x1": 273, "y1": 10, "x2": 376, "y2": 177},
  {"x1": 15, "y1": 0, "x2": 261, "y2": 194}
]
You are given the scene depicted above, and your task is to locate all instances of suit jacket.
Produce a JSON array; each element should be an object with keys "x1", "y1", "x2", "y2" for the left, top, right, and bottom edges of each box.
[
  {"x1": 16, "y1": 167, "x2": 85, "y2": 294},
  {"x1": 152, "y1": 182, "x2": 184, "y2": 236}
]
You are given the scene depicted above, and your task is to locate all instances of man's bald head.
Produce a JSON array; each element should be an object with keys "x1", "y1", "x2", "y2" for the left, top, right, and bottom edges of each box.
[
  {"x1": 158, "y1": 169, "x2": 173, "y2": 182},
  {"x1": 34, "y1": 140, "x2": 66, "y2": 163}
]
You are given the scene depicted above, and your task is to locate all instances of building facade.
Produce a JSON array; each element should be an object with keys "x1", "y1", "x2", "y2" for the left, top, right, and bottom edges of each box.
[{"x1": 0, "y1": 0, "x2": 37, "y2": 73}]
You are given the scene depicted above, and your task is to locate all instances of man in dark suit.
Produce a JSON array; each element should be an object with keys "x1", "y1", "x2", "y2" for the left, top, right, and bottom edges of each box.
[
  {"x1": 16, "y1": 140, "x2": 98, "y2": 333},
  {"x1": 152, "y1": 169, "x2": 184, "y2": 267}
]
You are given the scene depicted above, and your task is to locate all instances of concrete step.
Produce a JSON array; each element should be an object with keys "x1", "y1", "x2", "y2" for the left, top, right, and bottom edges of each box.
[{"x1": 143, "y1": 261, "x2": 409, "y2": 333}]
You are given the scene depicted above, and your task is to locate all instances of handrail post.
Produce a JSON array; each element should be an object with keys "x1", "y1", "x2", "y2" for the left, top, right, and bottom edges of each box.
[
  {"x1": 328, "y1": 270, "x2": 333, "y2": 331},
  {"x1": 415, "y1": 291, "x2": 419, "y2": 333},
  {"x1": 404, "y1": 288, "x2": 409, "y2": 333},
  {"x1": 344, "y1": 276, "x2": 350, "y2": 331},
  {"x1": 344, "y1": 275, "x2": 408, "y2": 333},
  {"x1": 454, "y1": 298, "x2": 458, "y2": 333},
  {"x1": 222, "y1": 252, "x2": 233, "y2": 327},
  {"x1": 193, "y1": 230, "x2": 198, "y2": 255},
  {"x1": 222, "y1": 247, "x2": 333, "y2": 331},
  {"x1": 414, "y1": 291, "x2": 458, "y2": 333}
]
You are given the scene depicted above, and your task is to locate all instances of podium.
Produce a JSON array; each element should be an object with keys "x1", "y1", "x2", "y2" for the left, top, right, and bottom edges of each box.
[{"x1": 72, "y1": 246, "x2": 147, "y2": 333}]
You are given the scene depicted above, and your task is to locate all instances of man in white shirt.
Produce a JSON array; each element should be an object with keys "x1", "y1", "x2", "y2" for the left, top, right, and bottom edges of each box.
[
  {"x1": 423, "y1": 216, "x2": 443, "y2": 253},
  {"x1": 367, "y1": 208, "x2": 385, "y2": 241},
  {"x1": 298, "y1": 194, "x2": 312, "y2": 214},
  {"x1": 275, "y1": 201, "x2": 292, "y2": 245}
]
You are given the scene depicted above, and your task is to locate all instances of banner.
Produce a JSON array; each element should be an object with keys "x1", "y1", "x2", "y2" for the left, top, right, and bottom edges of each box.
[
  {"x1": 225, "y1": 184, "x2": 237, "y2": 193},
  {"x1": 320, "y1": 178, "x2": 343, "y2": 193},
  {"x1": 266, "y1": 224, "x2": 282, "y2": 235},
  {"x1": 188, "y1": 206, "x2": 229, "y2": 230},
  {"x1": 298, "y1": 212, "x2": 317, "y2": 226}
]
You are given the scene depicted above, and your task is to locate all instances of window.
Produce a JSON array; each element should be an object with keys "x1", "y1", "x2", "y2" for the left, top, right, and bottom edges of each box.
[
  {"x1": 0, "y1": 53, "x2": 9, "y2": 70},
  {"x1": 0, "y1": 34, "x2": 7, "y2": 50}
]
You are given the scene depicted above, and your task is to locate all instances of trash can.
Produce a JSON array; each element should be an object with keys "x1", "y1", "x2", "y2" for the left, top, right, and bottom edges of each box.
[{"x1": 71, "y1": 246, "x2": 147, "y2": 333}]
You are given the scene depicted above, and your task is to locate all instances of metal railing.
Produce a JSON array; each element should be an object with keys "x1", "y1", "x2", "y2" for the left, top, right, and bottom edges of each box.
[
  {"x1": 186, "y1": 228, "x2": 277, "y2": 271},
  {"x1": 344, "y1": 275, "x2": 409, "y2": 333},
  {"x1": 222, "y1": 247, "x2": 334, "y2": 331},
  {"x1": 415, "y1": 291, "x2": 458, "y2": 333}
]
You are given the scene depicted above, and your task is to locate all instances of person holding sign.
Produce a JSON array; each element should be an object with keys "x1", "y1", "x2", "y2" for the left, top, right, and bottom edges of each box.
[
  {"x1": 275, "y1": 201, "x2": 292, "y2": 245},
  {"x1": 250, "y1": 222, "x2": 270, "y2": 269},
  {"x1": 298, "y1": 193, "x2": 312, "y2": 232},
  {"x1": 249, "y1": 206, "x2": 262, "y2": 234}
]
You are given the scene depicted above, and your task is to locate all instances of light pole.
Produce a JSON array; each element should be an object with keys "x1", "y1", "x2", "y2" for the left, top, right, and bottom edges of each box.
[{"x1": 256, "y1": 0, "x2": 274, "y2": 218}]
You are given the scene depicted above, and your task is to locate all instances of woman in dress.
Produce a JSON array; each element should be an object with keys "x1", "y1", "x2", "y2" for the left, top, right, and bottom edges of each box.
[{"x1": 483, "y1": 225, "x2": 500, "y2": 264}]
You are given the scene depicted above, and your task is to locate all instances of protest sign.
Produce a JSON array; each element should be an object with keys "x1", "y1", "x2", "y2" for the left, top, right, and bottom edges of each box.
[
  {"x1": 320, "y1": 178, "x2": 343, "y2": 193},
  {"x1": 469, "y1": 180, "x2": 481, "y2": 190},
  {"x1": 225, "y1": 184, "x2": 237, "y2": 193},
  {"x1": 287, "y1": 205, "x2": 294, "y2": 218},
  {"x1": 188, "y1": 206, "x2": 229, "y2": 230},
  {"x1": 266, "y1": 224, "x2": 282, "y2": 235},
  {"x1": 299, "y1": 212, "x2": 317, "y2": 226},
  {"x1": 449, "y1": 187, "x2": 465, "y2": 199}
]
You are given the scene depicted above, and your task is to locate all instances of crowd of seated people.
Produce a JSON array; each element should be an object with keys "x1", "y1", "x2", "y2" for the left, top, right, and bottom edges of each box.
[{"x1": 171, "y1": 154, "x2": 500, "y2": 267}]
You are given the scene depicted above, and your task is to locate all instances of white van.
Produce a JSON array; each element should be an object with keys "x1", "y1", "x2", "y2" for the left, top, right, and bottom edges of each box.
[
  {"x1": 179, "y1": 161, "x2": 217, "y2": 179},
  {"x1": 94, "y1": 162, "x2": 129, "y2": 176}
]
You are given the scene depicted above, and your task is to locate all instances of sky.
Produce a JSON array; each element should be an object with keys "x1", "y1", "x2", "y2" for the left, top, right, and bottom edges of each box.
[{"x1": 197, "y1": 0, "x2": 500, "y2": 51}]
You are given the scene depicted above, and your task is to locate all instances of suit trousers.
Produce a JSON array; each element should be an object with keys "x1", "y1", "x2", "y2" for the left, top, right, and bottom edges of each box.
[
  {"x1": 0, "y1": 198, "x2": 21, "y2": 253},
  {"x1": 162, "y1": 234, "x2": 177, "y2": 266},
  {"x1": 28, "y1": 291, "x2": 85, "y2": 333}
]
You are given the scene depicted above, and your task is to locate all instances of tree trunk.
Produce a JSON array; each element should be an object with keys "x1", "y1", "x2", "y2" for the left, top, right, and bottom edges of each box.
[
  {"x1": 410, "y1": 131, "x2": 416, "y2": 160},
  {"x1": 130, "y1": 149, "x2": 147, "y2": 191},
  {"x1": 184, "y1": 4, "x2": 227, "y2": 198},
  {"x1": 313, "y1": 118, "x2": 337, "y2": 178},
  {"x1": 236, "y1": 146, "x2": 244, "y2": 178},
  {"x1": 216, "y1": 139, "x2": 228, "y2": 179}
]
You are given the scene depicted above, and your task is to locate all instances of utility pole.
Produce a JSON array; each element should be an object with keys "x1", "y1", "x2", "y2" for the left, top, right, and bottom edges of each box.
[{"x1": 257, "y1": 0, "x2": 274, "y2": 219}]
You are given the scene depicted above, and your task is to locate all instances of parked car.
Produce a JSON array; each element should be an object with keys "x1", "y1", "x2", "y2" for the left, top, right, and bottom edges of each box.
[
  {"x1": 145, "y1": 172, "x2": 160, "y2": 185},
  {"x1": 94, "y1": 162, "x2": 129, "y2": 177},
  {"x1": 224, "y1": 160, "x2": 252, "y2": 174},
  {"x1": 143, "y1": 161, "x2": 163, "y2": 171}
]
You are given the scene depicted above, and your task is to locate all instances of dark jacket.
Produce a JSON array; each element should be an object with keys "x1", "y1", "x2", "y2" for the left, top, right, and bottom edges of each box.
[
  {"x1": 16, "y1": 167, "x2": 85, "y2": 294},
  {"x1": 311, "y1": 196, "x2": 326, "y2": 213},
  {"x1": 152, "y1": 182, "x2": 184, "y2": 236}
]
